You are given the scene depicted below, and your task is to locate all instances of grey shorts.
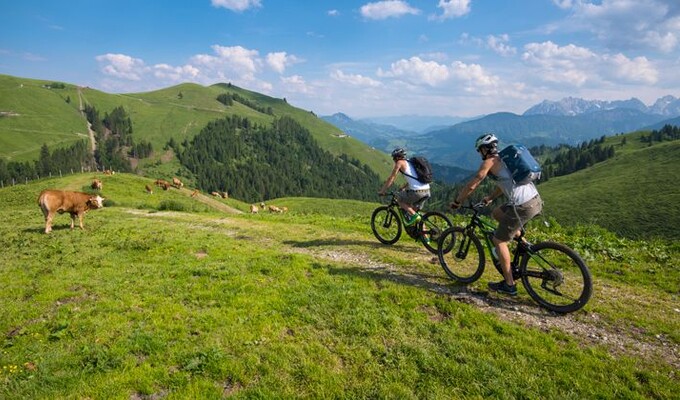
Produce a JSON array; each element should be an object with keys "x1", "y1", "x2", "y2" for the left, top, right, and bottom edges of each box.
[
  {"x1": 396, "y1": 189, "x2": 430, "y2": 209},
  {"x1": 494, "y1": 195, "x2": 543, "y2": 242}
]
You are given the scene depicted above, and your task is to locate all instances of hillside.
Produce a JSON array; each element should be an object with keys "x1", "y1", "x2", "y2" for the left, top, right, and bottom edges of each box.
[
  {"x1": 0, "y1": 74, "x2": 393, "y2": 179},
  {"x1": 539, "y1": 134, "x2": 680, "y2": 239},
  {"x1": 0, "y1": 172, "x2": 677, "y2": 398}
]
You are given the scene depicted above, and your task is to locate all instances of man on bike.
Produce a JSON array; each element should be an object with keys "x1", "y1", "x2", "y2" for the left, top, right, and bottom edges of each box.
[
  {"x1": 378, "y1": 147, "x2": 431, "y2": 226},
  {"x1": 450, "y1": 134, "x2": 543, "y2": 296}
]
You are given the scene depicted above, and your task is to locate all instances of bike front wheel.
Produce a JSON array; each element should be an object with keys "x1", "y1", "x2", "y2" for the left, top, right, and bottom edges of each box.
[
  {"x1": 420, "y1": 211, "x2": 453, "y2": 254},
  {"x1": 437, "y1": 227, "x2": 485, "y2": 283},
  {"x1": 521, "y1": 241, "x2": 593, "y2": 314},
  {"x1": 371, "y1": 206, "x2": 402, "y2": 245}
]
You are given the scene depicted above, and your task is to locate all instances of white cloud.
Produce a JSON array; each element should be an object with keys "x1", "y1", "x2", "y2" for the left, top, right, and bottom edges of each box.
[
  {"x1": 96, "y1": 53, "x2": 147, "y2": 80},
  {"x1": 211, "y1": 0, "x2": 261, "y2": 12},
  {"x1": 521, "y1": 41, "x2": 595, "y2": 86},
  {"x1": 360, "y1": 1, "x2": 420, "y2": 20},
  {"x1": 266, "y1": 52, "x2": 302, "y2": 74},
  {"x1": 603, "y1": 53, "x2": 658, "y2": 84},
  {"x1": 487, "y1": 34, "x2": 516, "y2": 56},
  {"x1": 556, "y1": 0, "x2": 680, "y2": 53},
  {"x1": 377, "y1": 57, "x2": 449, "y2": 86},
  {"x1": 328, "y1": 9, "x2": 340, "y2": 16},
  {"x1": 152, "y1": 64, "x2": 200, "y2": 81},
  {"x1": 431, "y1": 0, "x2": 471, "y2": 20},
  {"x1": 192, "y1": 45, "x2": 262, "y2": 80},
  {"x1": 521, "y1": 41, "x2": 660, "y2": 87},
  {"x1": 330, "y1": 70, "x2": 382, "y2": 87},
  {"x1": 281, "y1": 75, "x2": 313, "y2": 94}
]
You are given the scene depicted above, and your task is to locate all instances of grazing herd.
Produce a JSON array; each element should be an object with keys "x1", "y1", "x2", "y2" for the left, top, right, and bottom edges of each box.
[{"x1": 38, "y1": 174, "x2": 289, "y2": 233}]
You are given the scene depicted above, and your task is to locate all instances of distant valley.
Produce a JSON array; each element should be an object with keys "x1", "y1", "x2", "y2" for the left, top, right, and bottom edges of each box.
[{"x1": 323, "y1": 96, "x2": 680, "y2": 170}]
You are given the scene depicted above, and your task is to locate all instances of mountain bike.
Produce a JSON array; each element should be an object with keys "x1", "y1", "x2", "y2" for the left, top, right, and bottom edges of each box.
[
  {"x1": 371, "y1": 191, "x2": 452, "y2": 254},
  {"x1": 437, "y1": 202, "x2": 592, "y2": 313}
]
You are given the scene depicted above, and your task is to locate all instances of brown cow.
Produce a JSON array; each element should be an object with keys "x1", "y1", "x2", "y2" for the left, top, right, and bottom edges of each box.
[
  {"x1": 145, "y1": 184, "x2": 153, "y2": 194},
  {"x1": 250, "y1": 204, "x2": 259, "y2": 213},
  {"x1": 172, "y1": 177, "x2": 184, "y2": 188},
  {"x1": 38, "y1": 190, "x2": 105, "y2": 234},
  {"x1": 91, "y1": 179, "x2": 102, "y2": 190},
  {"x1": 190, "y1": 189, "x2": 199, "y2": 197}
]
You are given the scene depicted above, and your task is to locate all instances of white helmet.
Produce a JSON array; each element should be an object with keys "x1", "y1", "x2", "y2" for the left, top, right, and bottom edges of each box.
[{"x1": 475, "y1": 133, "x2": 498, "y2": 150}]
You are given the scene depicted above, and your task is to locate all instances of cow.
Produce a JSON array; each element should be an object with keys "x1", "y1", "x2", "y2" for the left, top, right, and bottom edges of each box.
[
  {"x1": 211, "y1": 191, "x2": 221, "y2": 197},
  {"x1": 172, "y1": 177, "x2": 184, "y2": 189},
  {"x1": 268, "y1": 205, "x2": 283, "y2": 213},
  {"x1": 91, "y1": 179, "x2": 102, "y2": 190},
  {"x1": 38, "y1": 190, "x2": 105, "y2": 234},
  {"x1": 250, "y1": 204, "x2": 259, "y2": 214},
  {"x1": 190, "y1": 189, "x2": 199, "y2": 197},
  {"x1": 221, "y1": 191, "x2": 228, "y2": 199},
  {"x1": 145, "y1": 184, "x2": 153, "y2": 194}
]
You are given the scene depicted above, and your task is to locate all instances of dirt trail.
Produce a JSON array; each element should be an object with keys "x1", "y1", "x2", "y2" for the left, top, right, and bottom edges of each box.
[{"x1": 77, "y1": 87, "x2": 96, "y2": 154}]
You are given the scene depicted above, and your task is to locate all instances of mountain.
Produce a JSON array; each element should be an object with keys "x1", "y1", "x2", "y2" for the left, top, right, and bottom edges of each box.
[
  {"x1": 523, "y1": 95, "x2": 680, "y2": 117},
  {"x1": 415, "y1": 109, "x2": 665, "y2": 169}
]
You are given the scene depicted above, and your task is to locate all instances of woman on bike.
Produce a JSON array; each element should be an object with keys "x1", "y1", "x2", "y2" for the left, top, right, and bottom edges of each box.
[
  {"x1": 378, "y1": 148, "x2": 431, "y2": 226},
  {"x1": 450, "y1": 134, "x2": 543, "y2": 296}
]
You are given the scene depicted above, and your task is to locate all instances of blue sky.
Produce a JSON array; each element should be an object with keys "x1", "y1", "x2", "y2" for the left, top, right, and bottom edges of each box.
[{"x1": 2, "y1": 0, "x2": 680, "y2": 118}]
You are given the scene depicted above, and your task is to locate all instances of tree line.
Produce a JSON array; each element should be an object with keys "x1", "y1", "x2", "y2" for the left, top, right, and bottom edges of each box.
[
  {"x1": 640, "y1": 124, "x2": 680, "y2": 145},
  {"x1": 176, "y1": 115, "x2": 382, "y2": 203},
  {"x1": 0, "y1": 140, "x2": 95, "y2": 185},
  {"x1": 216, "y1": 93, "x2": 274, "y2": 115}
]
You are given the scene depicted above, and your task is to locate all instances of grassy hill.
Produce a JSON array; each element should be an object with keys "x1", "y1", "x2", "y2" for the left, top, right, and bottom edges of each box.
[
  {"x1": 539, "y1": 132, "x2": 680, "y2": 239},
  {"x1": 0, "y1": 173, "x2": 677, "y2": 398},
  {"x1": 0, "y1": 74, "x2": 393, "y2": 179}
]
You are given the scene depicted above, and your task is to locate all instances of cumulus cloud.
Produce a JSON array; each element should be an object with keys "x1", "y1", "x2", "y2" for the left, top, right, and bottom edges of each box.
[
  {"x1": 376, "y1": 56, "x2": 500, "y2": 93},
  {"x1": 431, "y1": 0, "x2": 472, "y2": 20},
  {"x1": 96, "y1": 53, "x2": 147, "y2": 80},
  {"x1": 328, "y1": 9, "x2": 340, "y2": 16},
  {"x1": 95, "y1": 44, "x2": 303, "y2": 94},
  {"x1": 555, "y1": 0, "x2": 680, "y2": 53},
  {"x1": 266, "y1": 52, "x2": 302, "y2": 74},
  {"x1": 281, "y1": 75, "x2": 313, "y2": 94},
  {"x1": 360, "y1": 1, "x2": 420, "y2": 20},
  {"x1": 330, "y1": 70, "x2": 382, "y2": 87},
  {"x1": 522, "y1": 40, "x2": 659, "y2": 87},
  {"x1": 211, "y1": 0, "x2": 261, "y2": 12},
  {"x1": 486, "y1": 34, "x2": 517, "y2": 56},
  {"x1": 377, "y1": 57, "x2": 449, "y2": 86}
]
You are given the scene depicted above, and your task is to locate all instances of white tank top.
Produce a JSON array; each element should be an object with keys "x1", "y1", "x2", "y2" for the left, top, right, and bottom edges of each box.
[
  {"x1": 402, "y1": 161, "x2": 430, "y2": 190},
  {"x1": 491, "y1": 164, "x2": 538, "y2": 205}
]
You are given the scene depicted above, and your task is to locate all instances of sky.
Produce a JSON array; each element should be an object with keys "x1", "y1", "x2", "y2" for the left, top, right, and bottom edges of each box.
[{"x1": 2, "y1": 0, "x2": 680, "y2": 118}]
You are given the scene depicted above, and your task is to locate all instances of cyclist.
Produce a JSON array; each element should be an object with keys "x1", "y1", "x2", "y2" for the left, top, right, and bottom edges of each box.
[
  {"x1": 378, "y1": 147, "x2": 431, "y2": 226},
  {"x1": 450, "y1": 133, "x2": 543, "y2": 296}
]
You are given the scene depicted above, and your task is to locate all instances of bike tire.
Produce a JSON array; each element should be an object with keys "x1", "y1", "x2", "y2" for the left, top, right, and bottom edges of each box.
[
  {"x1": 420, "y1": 211, "x2": 453, "y2": 254},
  {"x1": 437, "y1": 227, "x2": 485, "y2": 283},
  {"x1": 371, "y1": 206, "x2": 402, "y2": 245},
  {"x1": 520, "y1": 241, "x2": 593, "y2": 314}
]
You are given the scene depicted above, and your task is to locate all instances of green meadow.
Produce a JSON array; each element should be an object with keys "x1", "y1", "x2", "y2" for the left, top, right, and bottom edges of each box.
[{"x1": 1, "y1": 173, "x2": 677, "y2": 398}]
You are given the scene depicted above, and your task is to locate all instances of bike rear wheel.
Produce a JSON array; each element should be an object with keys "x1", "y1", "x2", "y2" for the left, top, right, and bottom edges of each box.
[
  {"x1": 437, "y1": 227, "x2": 485, "y2": 283},
  {"x1": 371, "y1": 206, "x2": 402, "y2": 245},
  {"x1": 520, "y1": 241, "x2": 593, "y2": 314},
  {"x1": 420, "y1": 211, "x2": 453, "y2": 254}
]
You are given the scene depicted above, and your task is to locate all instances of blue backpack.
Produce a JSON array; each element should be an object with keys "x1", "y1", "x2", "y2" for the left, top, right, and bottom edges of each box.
[{"x1": 499, "y1": 144, "x2": 541, "y2": 185}]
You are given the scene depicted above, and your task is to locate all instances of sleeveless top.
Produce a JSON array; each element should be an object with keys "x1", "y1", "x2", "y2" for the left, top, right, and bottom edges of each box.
[
  {"x1": 402, "y1": 160, "x2": 430, "y2": 191},
  {"x1": 489, "y1": 162, "x2": 538, "y2": 205}
]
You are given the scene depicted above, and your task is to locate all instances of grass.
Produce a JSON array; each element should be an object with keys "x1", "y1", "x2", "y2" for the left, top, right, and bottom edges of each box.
[
  {"x1": 539, "y1": 139, "x2": 680, "y2": 239},
  {"x1": 0, "y1": 173, "x2": 678, "y2": 398}
]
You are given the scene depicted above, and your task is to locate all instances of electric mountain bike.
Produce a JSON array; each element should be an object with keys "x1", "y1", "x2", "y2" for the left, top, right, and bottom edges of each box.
[
  {"x1": 437, "y1": 202, "x2": 592, "y2": 313},
  {"x1": 371, "y1": 191, "x2": 453, "y2": 254}
]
